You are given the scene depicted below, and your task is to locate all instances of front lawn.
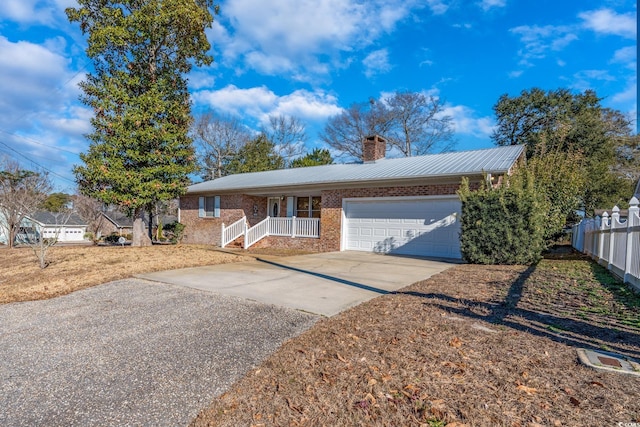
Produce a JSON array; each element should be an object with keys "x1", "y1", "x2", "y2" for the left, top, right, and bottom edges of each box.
[
  {"x1": 0, "y1": 245, "x2": 242, "y2": 304},
  {"x1": 192, "y1": 253, "x2": 640, "y2": 426}
]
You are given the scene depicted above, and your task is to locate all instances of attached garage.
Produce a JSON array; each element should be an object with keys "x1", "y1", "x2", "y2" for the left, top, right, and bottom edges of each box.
[{"x1": 342, "y1": 196, "x2": 462, "y2": 259}]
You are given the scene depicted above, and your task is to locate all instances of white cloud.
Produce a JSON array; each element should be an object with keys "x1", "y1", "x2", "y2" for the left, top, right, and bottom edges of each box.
[
  {"x1": 0, "y1": 36, "x2": 74, "y2": 124},
  {"x1": 479, "y1": 0, "x2": 506, "y2": 11},
  {"x1": 193, "y1": 85, "x2": 342, "y2": 127},
  {"x1": 442, "y1": 105, "x2": 495, "y2": 138},
  {"x1": 612, "y1": 83, "x2": 637, "y2": 104},
  {"x1": 187, "y1": 70, "x2": 217, "y2": 90},
  {"x1": 510, "y1": 24, "x2": 578, "y2": 65},
  {"x1": 270, "y1": 91, "x2": 343, "y2": 121},
  {"x1": 569, "y1": 69, "x2": 616, "y2": 92},
  {"x1": 215, "y1": 0, "x2": 422, "y2": 80},
  {"x1": 508, "y1": 70, "x2": 523, "y2": 78},
  {"x1": 0, "y1": 36, "x2": 88, "y2": 189},
  {"x1": 579, "y1": 8, "x2": 636, "y2": 39},
  {"x1": 362, "y1": 49, "x2": 392, "y2": 78},
  {"x1": 0, "y1": 0, "x2": 77, "y2": 27},
  {"x1": 425, "y1": 0, "x2": 449, "y2": 15},
  {"x1": 611, "y1": 46, "x2": 636, "y2": 69}
]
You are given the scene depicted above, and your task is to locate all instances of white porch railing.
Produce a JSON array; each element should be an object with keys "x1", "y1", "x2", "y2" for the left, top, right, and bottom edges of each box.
[
  {"x1": 245, "y1": 217, "x2": 270, "y2": 249},
  {"x1": 244, "y1": 216, "x2": 321, "y2": 249},
  {"x1": 269, "y1": 217, "x2": 292, "y2": 236},
  {"x1": 267, "y1": 217, "x2": 320, "y2": 238},
  {"x1": 572, "y1": 197, "x2": 640, "y2": 290},
  {"x1": 292, "y1": 217, "x2": 321, "y2": 238},
  {"x1": 221, "y1": 216, "x2": 246, "y2": 248}
]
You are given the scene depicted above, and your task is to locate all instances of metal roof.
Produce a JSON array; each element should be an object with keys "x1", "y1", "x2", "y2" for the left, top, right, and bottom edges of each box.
[{"x1": 187, "y1": 145, "x2": 525, "y2": 194}]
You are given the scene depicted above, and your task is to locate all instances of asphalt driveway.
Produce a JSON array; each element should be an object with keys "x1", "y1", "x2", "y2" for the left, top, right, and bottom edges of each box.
[
  {"x1": 0, "y1": 280, "x2": 318, "y2": 427},
  {"x1": 0, "y1": 251, "x2": 455, "y2": 426},
  {"x1": 138, "y1": 251, "x2": 457, "y2": 316}
]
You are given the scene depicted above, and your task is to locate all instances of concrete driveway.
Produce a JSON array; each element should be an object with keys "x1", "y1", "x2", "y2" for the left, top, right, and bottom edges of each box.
[{"x1": 138, "y1": 251, "x2": 457, "y2": 316}]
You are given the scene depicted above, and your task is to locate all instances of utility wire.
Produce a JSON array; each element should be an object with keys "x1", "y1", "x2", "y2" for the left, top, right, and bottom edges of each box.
[
  {"x1": 0, "y1": 130, "x2": 82, "y2": 156},
  {"x1": 0, "y1": 139, "x2": 77, "y2": 185}
]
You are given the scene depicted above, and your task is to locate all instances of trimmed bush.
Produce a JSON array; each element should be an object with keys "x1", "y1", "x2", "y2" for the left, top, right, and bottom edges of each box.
[
  {"x1": 457, "y1": 174, "x2": 546, "y2": 265},
  {"x1": 103, "y1": 234, "x2": 122, "y2": 244},
  {"x1": 162, "y1": 221, "x2": 185, "y2": 243}
]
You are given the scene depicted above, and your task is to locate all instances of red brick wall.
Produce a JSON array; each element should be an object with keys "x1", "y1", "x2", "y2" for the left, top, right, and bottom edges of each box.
[
  {"x1": 181, "y1": 181, "x2": 479, "y2": 250},
  {"x1": 180, "y1": 194, "x2": 267, "y2": 245}
]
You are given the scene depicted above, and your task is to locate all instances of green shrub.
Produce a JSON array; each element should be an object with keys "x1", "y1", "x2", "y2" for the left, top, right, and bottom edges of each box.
[
  {"x1": 457, "y1": 173, "x2": 546, "y2": 265},
  {"x1": 103, "y1": 234, "x2": 121, "y2": 244},
  {"x1": 163, "y1": 221, "x2": 185, "y2": 243}
]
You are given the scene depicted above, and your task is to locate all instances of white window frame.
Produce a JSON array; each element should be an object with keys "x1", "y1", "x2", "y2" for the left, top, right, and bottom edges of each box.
[{"x1": 198, "y1": 195, "x2": 220, "y2": 218}]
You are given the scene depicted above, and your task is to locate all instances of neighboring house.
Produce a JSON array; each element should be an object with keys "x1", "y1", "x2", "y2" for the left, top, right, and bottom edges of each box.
[
  {"x1": 27, "y1": 211, "x2": 88, "y2": 243},
  {"x1": 180, "y1": 136, "x2": 525, "y2": 259},
  {"x1": 98, "y1": 209, "x2": 177, "y2": 238},
  {"x1": 98, "y1": 210, "x2": 134, "y2": 237},
  {"x1": 0, "y1": 211, "x2": 88, "y2": 244}
]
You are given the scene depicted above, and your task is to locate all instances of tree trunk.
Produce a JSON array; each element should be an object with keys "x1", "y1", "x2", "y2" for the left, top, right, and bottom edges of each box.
[
  {"x1": 8, "y1": 226, "x2": 15, "y2": 249},
  {"x1": 132, "y1": 210, "x2": 152, "y2": 247},
  {"x1": 148, "y1": 209, "x2": 153, "y2": 240}
]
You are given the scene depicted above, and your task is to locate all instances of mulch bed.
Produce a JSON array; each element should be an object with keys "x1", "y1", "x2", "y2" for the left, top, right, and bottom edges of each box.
[{"x1": 191, "y1": 253, "x2": 640, "y2": 426}]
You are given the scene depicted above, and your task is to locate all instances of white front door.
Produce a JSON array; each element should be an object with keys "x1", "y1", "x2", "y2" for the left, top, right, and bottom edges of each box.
[{"x1": 267, "y1": 197, "x2": 280, "y2": 217}]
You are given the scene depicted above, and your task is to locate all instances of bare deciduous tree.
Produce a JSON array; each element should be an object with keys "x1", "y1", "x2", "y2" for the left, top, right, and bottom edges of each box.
[
  {"x1": 73, "y1": 194, "x2": 107, "y2": 243},
  {"x1": 319, "y1": 101, "x2": 393, "y2": 160},
  {"x1": 320, "y1": 92, "x2": 454, "y2": 160},
  {"x1": 263, "y1": 114, "x2": 307, "y2": 163},
  {"x1": 0, "y1": 158, "x2": 51, "y2": 249},
  {"x1": 385, "y1": 91, "x2": 455, "y2": 157},
  {"x1": 193, "y1": 111, "x2": 252, "y2": 179},
  {"x1": 23, "y1": 210, "x2": 73, "y2": 268}
]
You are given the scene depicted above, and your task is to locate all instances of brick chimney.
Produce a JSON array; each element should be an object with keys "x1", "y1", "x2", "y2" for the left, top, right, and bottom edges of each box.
[{"x1": 362, "y1": 135, "x2": 386, "y2": 162}]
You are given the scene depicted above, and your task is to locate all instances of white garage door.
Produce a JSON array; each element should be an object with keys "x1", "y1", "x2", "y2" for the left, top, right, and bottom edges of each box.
[{"x1": 343, "y1": 197, "x2": 461, "y2": 259}]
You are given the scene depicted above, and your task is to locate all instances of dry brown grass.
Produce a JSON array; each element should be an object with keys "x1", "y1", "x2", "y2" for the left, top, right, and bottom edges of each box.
[
  {"x1": 0, "y1": 244, "x2": 242, "y2": 304},
  {"x1": 192, "y1": 254, "x2": 640, "y2": 426}
]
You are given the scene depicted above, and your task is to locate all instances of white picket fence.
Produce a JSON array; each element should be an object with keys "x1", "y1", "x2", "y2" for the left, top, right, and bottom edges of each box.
[
  {"x1": 572, "y1": 197, "x2": 640, "y2": 290},
  {"x1": 222, "y1": 216, "x2": 320, "y2": 249}
]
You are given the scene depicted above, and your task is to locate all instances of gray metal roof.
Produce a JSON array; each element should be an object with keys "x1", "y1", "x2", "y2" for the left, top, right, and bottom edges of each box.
[{"x1": 187, "y1": 145, "x2": 525, "y2": 194}]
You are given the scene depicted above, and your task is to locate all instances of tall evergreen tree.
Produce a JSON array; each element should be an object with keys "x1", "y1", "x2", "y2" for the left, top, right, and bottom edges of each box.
[
  {"x1": 225, "y1": 135, "x2": 285, "y2": 175},
  {"x1": 291, "y1": 148, "x2": 334, "y2": 168},
  {"x1": 67, "y1": 0, "x2": 217, "y2": 246}
]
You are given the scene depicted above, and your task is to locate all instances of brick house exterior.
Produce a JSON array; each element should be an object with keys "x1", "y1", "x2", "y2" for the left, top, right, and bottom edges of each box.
[{"x1": 180, "y1": 140, "x2": 524, "y2": 257}]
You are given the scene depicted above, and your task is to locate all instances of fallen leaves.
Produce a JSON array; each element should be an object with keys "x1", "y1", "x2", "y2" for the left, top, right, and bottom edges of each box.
[
  {"x1": 516, "y1": 385, "x2": 538, "y2": 395},
  {"x1": 449, "y1": 337, "x2": 463, "y2": 348},
  {"x1": 190, "y1": 261, "x2": 640, "y2": 427}
]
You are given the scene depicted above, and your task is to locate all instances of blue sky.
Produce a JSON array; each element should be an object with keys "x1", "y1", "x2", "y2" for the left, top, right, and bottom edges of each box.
[{"x1": 0, "y1": 0, "x2": 637, "y2": 191}]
